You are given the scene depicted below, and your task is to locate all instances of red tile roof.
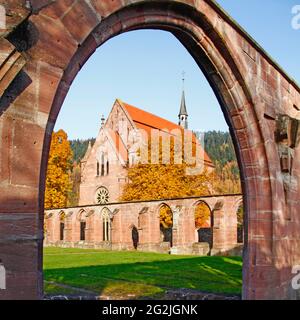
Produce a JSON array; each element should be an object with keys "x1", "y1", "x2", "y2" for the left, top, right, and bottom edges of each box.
[
  {"x1": 108, "y1": 130, "x2": 128, "y2": 163},
  {"x1": 119, "y1": 100, "x2": 214, "y2": 168}
]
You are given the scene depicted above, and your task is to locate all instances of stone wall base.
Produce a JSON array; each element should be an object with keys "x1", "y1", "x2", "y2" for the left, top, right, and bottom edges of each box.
[
  {"x1": 44, "y1": 241, "x2": 244, "y2": 257},
  {"x1": 210, "y1": 244, "x2": 243, "y2": 256},
  {"x1": 44, "y1": 241, "x2": 112, "y2": 250}
]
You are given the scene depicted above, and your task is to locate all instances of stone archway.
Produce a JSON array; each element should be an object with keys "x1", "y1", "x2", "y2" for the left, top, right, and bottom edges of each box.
[
  {"x1": 159, "y1": 203, "x2": 173, "y2": 248},
  {"x1": 58, "y1": 210, "x2": 66, "y2": 242},
  {"x1": 131, "y1": 225, "x2": 139, "y2": 250},
  {"x1": 101, "y1": 207, "x2": 112, "y2": 243},
  {"x1": 194, "y1": 201, "x2": 212, "y2": 247},
  {"x1": 77, "y1": 209, "x2": 87, "y2": 242},
  {"x1": 1, "y1": 0, "x2": 300, "y2": 300}
]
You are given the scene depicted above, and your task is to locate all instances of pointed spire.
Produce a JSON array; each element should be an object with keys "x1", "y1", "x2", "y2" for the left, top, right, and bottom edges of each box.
[
  {"x1": 178, "y1": 71, "x2": 188, "y2": 129},
  {"x1": 179, "y1": 90, "x2": 188, "y2": 116}
]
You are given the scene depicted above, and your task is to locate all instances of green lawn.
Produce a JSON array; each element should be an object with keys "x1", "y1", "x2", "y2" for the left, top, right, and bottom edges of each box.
[{"x1": 43, "y1": 247, "x2": 242, "y2": 299}]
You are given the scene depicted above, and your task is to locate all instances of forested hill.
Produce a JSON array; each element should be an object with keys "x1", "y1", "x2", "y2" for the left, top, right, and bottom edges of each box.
[
  {"x1": 69, "y1": 131, "x2": 237, "y2": 169},
  {"x1": 203, "y1": 131, "x2": 235, "y2": 164},
  {"x1": 203, "y1": 131, "x2": 239, "y2": 180},
  {"x1": 70, "y1": 138, "x2": 95, "y2": 163}
]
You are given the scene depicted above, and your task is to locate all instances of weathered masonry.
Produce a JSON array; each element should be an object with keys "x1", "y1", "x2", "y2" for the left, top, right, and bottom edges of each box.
[
  {"x1": 1, "y1": 0, "x2": 300, "y2": 300},
  {"x1": 45, "y1": 195, "x2": 243, "y2": 256}
]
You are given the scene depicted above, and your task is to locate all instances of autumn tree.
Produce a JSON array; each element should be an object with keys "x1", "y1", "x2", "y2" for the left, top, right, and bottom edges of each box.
[
  {"x1": 121, "y1": 135, "x2": 215, "y2": 202},
  {"x1": 237, "y1": 204, "x2": 244, "y2": 227},
  {"x1": 195, "y1": 202, "x2": 211, "y2": 229},
  {"x1": 203, "y1": 131, "x2": 241, "y2": 194},
  {"x1": 212, "y1": 160, "x2": 241, "y2": 194},
  {"x1": 45, "y1": 130, "x2": 73, "y2": 209},
  {"x1": 159, "y1": 204, "x2": 173, "y2": 229},
  {"x1": 159, "y1": 204, "x2": 173, "y2": 243}
]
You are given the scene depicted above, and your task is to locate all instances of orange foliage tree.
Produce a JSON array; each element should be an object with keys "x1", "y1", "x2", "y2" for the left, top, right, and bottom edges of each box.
[
  {"x1": 44, "y1": 130, "x2": 73, "y2": 209},
  {"x1": 212, "y1": 160, "x2": 241, "y2": 194},
  {"x1": 159, "y1": 204, "x2": 173, "y2": 229},
  {"x1": 121, "y1": 136, "x2": 215, "y2": 202},
  {"x1": 121, "y1": 135, "x2": 217, "y2": 228},
  {"x1": 195, "y1": 202, "x2": 211, "y2": 229}
]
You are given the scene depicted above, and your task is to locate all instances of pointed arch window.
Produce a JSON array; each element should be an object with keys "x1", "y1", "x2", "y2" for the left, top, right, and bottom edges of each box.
[
  {"x1": 102, "y1": 208, "x2": 111, "y2": 242},
  {"x1": 80, "y1": 221, "x2": 86, "y2": 241},
  {"x1": 106, "y1": 161, "x2": 109, "y2": 175},
  {"x1": 97, "y1": 161, "x2": 100, "y2": 176},
  {"x1": 101, "y1": 153, "x2": 105, "y2": 176},
  {"x1": 59, "y1": 212, "x2": 65, "y2": 241},
  {"x1": 60, "y1": 222, "x2": 65, "y2": 241}
]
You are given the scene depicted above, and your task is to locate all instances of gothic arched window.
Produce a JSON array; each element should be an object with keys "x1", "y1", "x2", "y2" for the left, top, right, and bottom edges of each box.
[
  {"x1": 97, "y1": 161, "x2": 100, "y2": 176},
  {"x1": 101, "y1": 153, "x2": 105, "y2": 176},
  {"x1": 102, "y1": 208, "x2": 111, "y2": 242},
  {"x1": 80, "y1": 221, "x2": 86, "y2": 241},
  {"x1": 59, "y1": 212, "x2": 65, "y2": 241}
]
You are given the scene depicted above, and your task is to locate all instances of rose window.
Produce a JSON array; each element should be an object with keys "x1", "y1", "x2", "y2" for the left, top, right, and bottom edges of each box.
[{"x1": 96, "y1": 187, "x2": 110, "y2": 204}]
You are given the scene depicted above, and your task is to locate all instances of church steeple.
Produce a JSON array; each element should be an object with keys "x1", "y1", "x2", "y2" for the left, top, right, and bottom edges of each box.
[{"x1": 178, "y1": 72, "x2": 188, "y2": 129}]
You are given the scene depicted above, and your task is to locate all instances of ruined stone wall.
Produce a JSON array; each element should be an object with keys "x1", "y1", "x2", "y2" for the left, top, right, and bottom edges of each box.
[
  {"x1": 1, "y1": 0, "x2": 300, "y2": 299},
  {"x1": 45, "y1": 195, "x2": 242, "y2": 257}
]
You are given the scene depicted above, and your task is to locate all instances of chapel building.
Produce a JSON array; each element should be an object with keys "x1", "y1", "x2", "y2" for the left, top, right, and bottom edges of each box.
[{"x1": 79, "y1": 93, "x2": 214, "y2": 205}]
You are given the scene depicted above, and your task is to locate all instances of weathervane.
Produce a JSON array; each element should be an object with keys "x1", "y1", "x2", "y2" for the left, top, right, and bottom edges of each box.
[{"x1": 182, "y1": 71, "x2": 185, "y2": 90}]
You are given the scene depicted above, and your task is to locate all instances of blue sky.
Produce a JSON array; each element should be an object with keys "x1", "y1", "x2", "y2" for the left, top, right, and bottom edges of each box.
[{"x1": 55, "y1": 0, "x2": 300, "y2": 140}]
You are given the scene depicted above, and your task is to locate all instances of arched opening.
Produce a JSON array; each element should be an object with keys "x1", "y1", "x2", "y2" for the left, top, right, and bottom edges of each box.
[
  {"x1": 159, "y1": 204, "x2": 173, "y2": 248},
  {"x1": 131, "y1": 226, "x2": 139, "y2": 250},
  {"x1": 96, "y1": 161, "x2": 100, "y2": 176},
  {"x1": 77, "y1": 210, "x2": 87, "y2": 242},
  {"x1": 101, "y1": 208, "x2": 112, "y2": 243},
  {"x1": 36, "y1": 1, "x2": 275, "y2": 300},
  {"x1": 1, "y1": 0, "x2": 298, "y2": 301},
  {"x1": 80, "y1": 221, "x2": 86, "y2": 241},
  {"x1": 59, "y1": 211, "x2": 66, "y2": 242},
  {"x1": 101, "y1": 153, "x2": 105, "y2": 177},
  {"x1": 194, "y1": 201, "x2": 212, "y2": 248},
  {"x1": 40, "y1": 9, "x2": 251, "y2": 298},
  {"x1": 106, "y1": 161, "x2": 109, "y2": 175}
]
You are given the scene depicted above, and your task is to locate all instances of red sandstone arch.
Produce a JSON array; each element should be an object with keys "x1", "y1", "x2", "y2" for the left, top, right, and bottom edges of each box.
[
  {"x1": 58, "y1": 210, "x2": 66, "y2": 241},
  {"x1": 129, "y1": 224, "x2": 139, "y2": 250},
  {"x1": 1, "y1": 0, "x2": 300, "y2": 300},
  {"x1": 76, "y1": 209, "x2": 87, "y2": 221},
  {"x1": 193, "y1": 200, "x2": 212, "y2": 215},
  {"x1": 193, "y1": 200, "x2": 212, "y2": 245},
  {"x1": 101, "y1": 207, "x2": 112, "y2": 243},
  {"x1": 158, "y1": 203, "x2": 173, "y2": 246}
]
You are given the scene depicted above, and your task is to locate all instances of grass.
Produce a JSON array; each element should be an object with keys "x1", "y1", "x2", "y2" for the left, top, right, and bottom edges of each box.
[{"x1": 43, "y1": 247, "x2": 242, "y2": 299}]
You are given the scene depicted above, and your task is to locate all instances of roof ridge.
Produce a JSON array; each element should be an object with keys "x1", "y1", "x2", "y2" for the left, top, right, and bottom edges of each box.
[{"x1": 121, "y1": 100, "x2": 183, "y2": 130}]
